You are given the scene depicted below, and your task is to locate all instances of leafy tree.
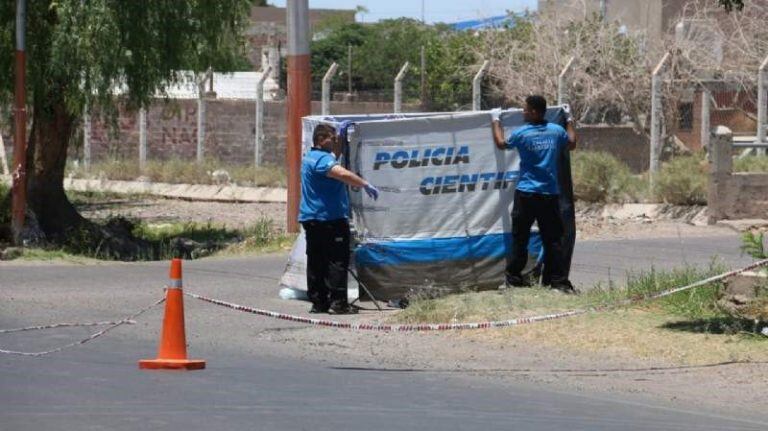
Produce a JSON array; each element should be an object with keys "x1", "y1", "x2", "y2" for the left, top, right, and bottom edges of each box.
[
  {"x1": 0, "y1": 0, "x2": 253, "y2": 256},
  {"x1": 310, "y1": 18, "x2": 484, "y2": 111}
]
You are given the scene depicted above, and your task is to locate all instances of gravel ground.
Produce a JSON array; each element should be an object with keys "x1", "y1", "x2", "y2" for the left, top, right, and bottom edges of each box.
[
  {"x1": 77, "y1": 197, "x2": 287, "y2": 231},
  {"x1": 76, "y1": 196, "x2": 740, "y2": 241}
]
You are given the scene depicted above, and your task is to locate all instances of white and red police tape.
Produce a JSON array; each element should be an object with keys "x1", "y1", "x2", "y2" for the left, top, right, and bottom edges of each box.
[
  {"x1": 185, "y1": 258, "x2": 768, "y2": 332},
  {"x1": 0, "y1": 298, "x2": 165, "y2": 357},
  {"x1": 0, "y1": 320, "x2": 137, "y2": 334},
  {"x1": 2, "y1": 258, "x2": 767, "y2": 356}
]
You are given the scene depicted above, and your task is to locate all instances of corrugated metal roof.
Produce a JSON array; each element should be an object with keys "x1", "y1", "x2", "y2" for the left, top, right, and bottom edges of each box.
[{"x1": 450, "y1": 15, "x2": 518, "y2": 31}]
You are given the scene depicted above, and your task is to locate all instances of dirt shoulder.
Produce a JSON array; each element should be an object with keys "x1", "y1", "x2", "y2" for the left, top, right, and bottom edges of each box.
[{"x1": 254, "y1": 302, "x2": 768, "y2": 422}]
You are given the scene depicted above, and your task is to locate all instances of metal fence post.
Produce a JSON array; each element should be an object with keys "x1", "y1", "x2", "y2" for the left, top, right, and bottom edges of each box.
[
  {"x1": 83, "y1": 104, "x2": 91, "y2": 172},
  {"x1": 196, "y1": 76, "x2": 206, "y2": 164},
  {"x1": 139, "y1": 107, "x2": 147, "y2": 172},
  {"x1": 255, "y1": 65, "x2": 272, "y2": 167},
  {"x1": 420, "y1": 45, "x2": 427, "y2": 110},
  {"x1": 472, "y1": 60, "x2": 489, "y2": 111},
  {"x1": 700, "y1": 87, "x2": 711, "y2": 153},
  {"x1": 321, "y1": 62, "x2": 339, "y2": 116},
  {"x1": 650, "y1": 52, "x2": 670, "y2": 187},
  {"x1": 557, "y1": 56, "x2": 575, "y2": 106},
  {"x1": 757, "y1": 54, "x2": 768, "y2": 155},
  {"x1": 347, "y1": 44, "x2": 353, "y2": 95},
  {"x1": 394, "y1": 62, "x2": 410, "y2": 113},
  {"x1": 0, "y1": 132, "x2": 9, "y2": 177}
]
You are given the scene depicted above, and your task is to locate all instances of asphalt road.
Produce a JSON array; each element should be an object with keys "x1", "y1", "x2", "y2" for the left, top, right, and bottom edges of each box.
[{"x1": 1, "y1": 234, "x2": 765, "y2": 430}]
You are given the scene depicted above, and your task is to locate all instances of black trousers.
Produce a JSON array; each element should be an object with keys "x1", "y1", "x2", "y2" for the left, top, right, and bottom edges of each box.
[
  {"x1": 302, "y1": 219, "x2": 350, "y2": 308},
  {"x1": 506, "y1": 191, "x2": 569, "y2": 286}
]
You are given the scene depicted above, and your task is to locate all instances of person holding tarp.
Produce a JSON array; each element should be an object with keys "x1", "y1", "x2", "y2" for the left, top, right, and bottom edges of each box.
[
  {"x1": 491, "y1": 95, "x2": 578, "y2": 293},
  {"x1": 299, "y1": 124, "x2": 381, "y2": 314}
]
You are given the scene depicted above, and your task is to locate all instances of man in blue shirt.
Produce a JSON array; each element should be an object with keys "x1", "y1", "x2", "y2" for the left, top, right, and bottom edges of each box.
[
  {"x1": 491, "y1": 95, "x2": 577, "y2": 293},
  {"x1": 300, "y1": 123, "x2": 380, "y2": 314}
]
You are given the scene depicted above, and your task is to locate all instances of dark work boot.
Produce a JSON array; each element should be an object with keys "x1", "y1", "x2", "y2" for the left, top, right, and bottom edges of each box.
[
  {"x1": 499, "y1": 274, "x2": 532, "y2": 290},
  {"x1": 550, "y1": 280, "x2": 578, "y2": 295},
  {"x1": 309, "y1": 302, "x2": 329, "y2": 313},
  {"x1": 329, "y1": 301, "x2": 358, "y2": 315}
]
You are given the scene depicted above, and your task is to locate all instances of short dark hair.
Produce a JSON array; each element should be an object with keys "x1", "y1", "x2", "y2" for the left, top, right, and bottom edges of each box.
[
  {"x1": 312, "y1": 124, "x2": 336, "y2": 147},
  {"x1": 525, "y1": 95, "x2": 547, "y2": 115}
]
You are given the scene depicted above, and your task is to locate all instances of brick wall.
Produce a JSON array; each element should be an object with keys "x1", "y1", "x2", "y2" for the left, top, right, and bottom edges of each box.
[
  {"x1": 86, "y1": 99, "x2": 416, "y2": 167},
  {"x1": 577, "y1": 125, "x2": 649, "y2": 173}
]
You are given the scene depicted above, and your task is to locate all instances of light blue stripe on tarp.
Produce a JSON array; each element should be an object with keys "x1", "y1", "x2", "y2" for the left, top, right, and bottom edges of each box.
[{"x1": 355, "y1": 232, "x2": 542, "y2": 267}]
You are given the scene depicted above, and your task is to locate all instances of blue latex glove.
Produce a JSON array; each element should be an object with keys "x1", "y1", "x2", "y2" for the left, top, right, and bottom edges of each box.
[
  {"x1": 490, "y1": 108, "x2": 502, "y2": 122},
  {"x1": 363, "y1": 183, "x2": 379, "y2": 201}
]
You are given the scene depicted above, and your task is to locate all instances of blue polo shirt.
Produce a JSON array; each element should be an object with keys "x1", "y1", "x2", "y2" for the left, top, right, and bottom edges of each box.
[
  {"x1": 298, "y1": 148, "x2": 349, "y2": 222},
  {"x1": 506, "y1": 122, "x2": 569, "y2": 195}
]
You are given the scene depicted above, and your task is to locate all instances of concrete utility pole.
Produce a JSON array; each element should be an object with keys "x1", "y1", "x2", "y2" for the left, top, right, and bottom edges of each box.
[
  {"x1": 394, "y1": 62, "x2": 410, "y2": 114},
  {"x1": 650, "y1": 52, "x2": 670, "y2": 188},
  {"x1": 11, "y1": 0, "x2": 27, "y2": 244},
  {"x1": 472, "y1": 60, "x2": 489, "y2": 111},
  {"x1": 139, "y1": 108, "x2": 147, "y2": 172},
  {"x1": 557, "y1": 56, "x2": 575, "y2": 106},
  {"x1": 347, "y1": 45, "x2": 353, "y2": 95},
  {"x1": 83, "y1": 104, "x2": 91, "y2": 172},
  {"x1": 255, "y1": 66, "x2": 272, "y2": 167},
  {"x1": 286, "y1": 0, "x2": 311, "y2": 233},
  {"x1": 700, "y1": 87, "x2": 711, "y2": 153},
  {"x1": 757, "y1": 54, "x2": 768, "y2": 155},
  {"x1": 0, "y1": 134, "x2": 9, "y2": 177},
  {"x1": 420, "y1": 45, "x2": 427, "y2": 111},
  {"x1": 196, "y1": 68, "x2": 211, "y2": 165},
  {"x1": 321, "y1": 62, "x2": 339, "y2": 116}
]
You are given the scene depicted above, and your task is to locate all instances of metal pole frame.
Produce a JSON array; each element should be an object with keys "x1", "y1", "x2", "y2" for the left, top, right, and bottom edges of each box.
[
  {"x1": 650, "y1": 52, "x2": 671, "y2": 186},
  {"x1": 557, "y1": 56, "x2": 575, "y2": 106},
  {"x1": 393, "y1": 62, "x2": 410, "y2": 114},
  {"x1": 255, "y1": 65, "x2": 273, "y2": 167},
  {"x1": 757, "y1": 54, "x2": 768, "y2": 154},
  {"x1": 321, "y1": 62, "x2": 339, "y2": 116},
  {"x1": 472, "y1": 60, "x2": 489, "y2": 111}
]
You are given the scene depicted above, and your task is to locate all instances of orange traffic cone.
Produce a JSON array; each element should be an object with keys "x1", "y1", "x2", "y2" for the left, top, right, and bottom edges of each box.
[{"x1": 139, "y1": 258, "x2": 206, "y2": 370}]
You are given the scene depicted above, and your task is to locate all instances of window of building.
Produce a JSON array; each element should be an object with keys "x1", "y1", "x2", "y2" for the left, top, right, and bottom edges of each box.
[{"x1": 678, "y1": 102, "x2": 694, "y2": 131}]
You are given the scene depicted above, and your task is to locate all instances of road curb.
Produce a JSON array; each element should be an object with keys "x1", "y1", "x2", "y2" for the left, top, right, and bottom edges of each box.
[{"x1": 1, "y1": 175, "x2": 287, "y2": 203}]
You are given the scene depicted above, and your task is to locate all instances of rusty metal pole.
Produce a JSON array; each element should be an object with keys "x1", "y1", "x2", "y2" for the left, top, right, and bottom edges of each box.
[
  {"x1": 286, "y1": 0, "x2": 311, "y2": 233},
  {"x1": 11, "y1": 0, "x2": 27, "y2": 244}
]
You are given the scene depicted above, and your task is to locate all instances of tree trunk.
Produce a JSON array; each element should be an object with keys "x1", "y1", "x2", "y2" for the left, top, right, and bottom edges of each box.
[
  {"x1": 26, "y1": 94, "x2": 86, "y2": 241},
  {"x1": 22, "y1": 91, "x2": 151, "y2": 259}
]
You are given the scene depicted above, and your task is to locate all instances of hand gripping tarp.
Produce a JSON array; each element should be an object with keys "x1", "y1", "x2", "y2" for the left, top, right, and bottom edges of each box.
[{"x1": 279, "y1": 108, "x2": 575, "y2": 301}]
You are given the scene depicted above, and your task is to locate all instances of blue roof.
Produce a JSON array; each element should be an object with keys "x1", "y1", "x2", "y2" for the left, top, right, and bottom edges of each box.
[{"x1": 450, "y1": 14, "x2": 517, "y2": 31}]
